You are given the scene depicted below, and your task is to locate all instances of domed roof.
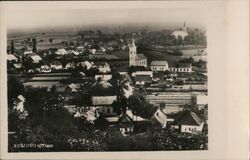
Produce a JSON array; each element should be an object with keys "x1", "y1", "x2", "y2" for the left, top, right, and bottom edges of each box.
[{"x1": 90, "y1": 80, "x2": 115, "y2": 96}]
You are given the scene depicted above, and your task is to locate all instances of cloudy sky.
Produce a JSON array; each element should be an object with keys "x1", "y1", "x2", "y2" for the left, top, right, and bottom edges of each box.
[{"x1": 3, "y1": 1, "x2": 213, "y2": 31}]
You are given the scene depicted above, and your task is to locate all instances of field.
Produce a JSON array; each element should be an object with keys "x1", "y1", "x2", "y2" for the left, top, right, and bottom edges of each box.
[
  {"x1": 7, "y1": 31, "x2": 80, "y2": 50},
  {"x1": 89, "y1": 54, "x2": 119, "y2": 60},
  {"x1": 143, "y1": 48, "x2": 206, "y2": 66},
  {"x1": 111, "y1": 51, "x2": 129, "y2": 60}
]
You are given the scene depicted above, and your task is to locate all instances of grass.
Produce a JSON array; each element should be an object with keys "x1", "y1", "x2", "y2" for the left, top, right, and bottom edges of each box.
[
  {"x1": 8, "y1": 32, "x2": 79, "y2": 50},
  {"x1": 143, "y1": 50, "x2": 183, "y2": 66},
  {"x1": 110, "y1": 51, "x2": 128, "y2": 60}
]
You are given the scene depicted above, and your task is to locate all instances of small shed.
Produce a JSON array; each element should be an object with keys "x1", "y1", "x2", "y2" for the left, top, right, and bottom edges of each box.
[{"x1": 118, "y1": 114, "x2": 134, "y2": 135}]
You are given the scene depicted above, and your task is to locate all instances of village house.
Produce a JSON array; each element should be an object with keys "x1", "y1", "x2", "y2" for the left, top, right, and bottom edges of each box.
[
  {"x1": 173, "y1": 111, "x2": 204, "y2": 134},
  {"x1": 56, "y1": 48, "x2": 68, "y2": 55},
  {"x1": 13, "y1": 95, "x2": 25, "y2": 113},
  {"x1": 122, "y1": 82, "x2": 134, "y2": 98},
  {"x1": 118, "y1": 114, "x2": 134, "y2": 136},
  {"x1": 129, "y1": 37, "x2": 147, "y2": 67},
  {"x1": 89, "y1": 48, "x2": 97, "y2": 54},
  {"x1": 91, "y1": 96, "x2": 117, "y2": 116},
  {"x1": 7, "y1": 54, "x2": 18, "y2": 63},
  {"x1": 132, "y1": 70, "x2": 153, "y2": 78},
  {"x1": 171, "y1": 22, "x2": 188, "y2": 40},
  {"x1": 76, "y1": 46, "x2": 84, "y2": 50},
  {"x1": 50, "y1": 61, "x2": 63, "y2": 70},
  {"x1": 24, "y1": 47, "x2": 33, "y2": 55},
  {"x1": 95, "y1": 74, "x2": 112, "y2": 81},
  {"x1": 65, "y1": 83, "x2": 81, "y2": 92},
  {"x1": 40, "y1": 65, "x2": 51, "y2": 73},
  {"x1": 169, "y1": 63, "x2": 192, "y2": 72},
  {"x1": 76, "y1": 46, "x2": 86, "y2": 54},
  {"x1": 78, "y1": 61, "x2": 93, "y2": 70},
  {"x1": 90, "y1": 80, "x2": 117, "y2": 116},
  {"x1": 150, "y1": 61, "x2": 169, "y2": 72},
  {"x1": 72, "y1": 50, "x2": 80, "y2": 56},
  {"x1": 151, "y1": 108, "x2": 168, "y2": 128},
  {"x1": 98, "y1": 62, "x2": 111, "y2": 73},
  {"x1": 65, "y1": 62, "x2": 76, "y2": 70},
  {"x1": 126, "y1": 109, "x2": 145, "y2": 122},
  {"x1": 13, "y1": 63, "x2": 22, "y2": 70},
  {"x1": 135, "y1": 75, "x2": 152, "y2": 85},
  {"x1": 30, "y1": 55, "x2": 42, "y2": 63},
  {"x1": 196, "y1": 94, "x2": 208, "y2": 110},
  {"x1": 100, "y1": 46, "x2": 106, "y2": 53}
]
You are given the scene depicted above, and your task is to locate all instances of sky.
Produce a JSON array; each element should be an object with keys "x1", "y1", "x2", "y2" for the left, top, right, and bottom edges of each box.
[{"x1": 4, "y1": 2, "x2": 209, "y2": 32}]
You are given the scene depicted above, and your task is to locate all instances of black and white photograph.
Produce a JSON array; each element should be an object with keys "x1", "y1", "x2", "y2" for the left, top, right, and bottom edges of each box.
[{"x1": 0, "y1": 1, "x2": 249, "y2": 159}]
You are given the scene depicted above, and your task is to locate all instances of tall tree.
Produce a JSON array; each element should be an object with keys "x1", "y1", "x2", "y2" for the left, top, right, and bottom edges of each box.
[
  {"x1": 32, "y1": 38, "x2": 37, "y2": 53},
  {"x1": 49, "y1": 38, "x2": 53, "y2": 43},
  {"x1": 10, "y1": 40, "x2": 15, "y2": 54}
]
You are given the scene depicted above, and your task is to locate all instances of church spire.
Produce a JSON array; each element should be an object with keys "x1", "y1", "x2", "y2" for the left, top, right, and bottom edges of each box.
[
  {"x1": 131, "y1": 34, "x2": 135, "y2": 47},
  {"x1": 183, "y1": 22, "x2": 187, "y2": 31}
]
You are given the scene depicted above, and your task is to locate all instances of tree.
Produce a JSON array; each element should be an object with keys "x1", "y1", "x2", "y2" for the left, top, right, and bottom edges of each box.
[
  {"x1": 32, "y1": 38, "x2": 37, "y2": 53},
  {"x1": 10, "y1": 40, "x2": 15, "y2": 54},
  {"x1": 160, "y1": 103, "x2": 166, "y2": 110},
  {"x1": 112, "y1": 101, "x2": 122, "y2": 115},
  {"x1": 49, "y1": 38, "x2": 53, "y2": 43},
  {"x1": 7, "y1": 77, "x2": 25, "y2": 108},
  {"x1": 69, "y1": 41, "x2": 75, "y2": 47},
  {"x1": 128, "y1": 94, "x2": 156, "y2": 119},
  {"x1": 94, "y1": 114, "x2": 108, "y2": 130}
]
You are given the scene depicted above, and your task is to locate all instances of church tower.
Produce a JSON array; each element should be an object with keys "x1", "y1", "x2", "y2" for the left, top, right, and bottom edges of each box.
[
  {"x1": 182, "y1": 22, "x2": 187, "y2": 32},
  {"x1": 129, "y1": 36, "x2": 137, "y2": 66}
]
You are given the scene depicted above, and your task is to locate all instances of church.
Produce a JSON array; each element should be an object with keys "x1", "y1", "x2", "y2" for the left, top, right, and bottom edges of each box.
[
  {"x1": 129, "y1": 37, "x2": 147, "y2": 67},
  {"x1": 171, "y1": 22, "x2": 188, "y2": 40}
]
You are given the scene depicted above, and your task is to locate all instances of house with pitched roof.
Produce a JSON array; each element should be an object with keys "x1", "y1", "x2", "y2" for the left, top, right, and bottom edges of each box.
[
  {"x1": 173, "y1": 111, "x2": 204, "y2": 134},
  {"x1": 7, "y1": 54, "x2": 18, "y2": 62},
  {"x1": 65, "y1": 83, "x2": 81, "y2": 92},
  {"x1": 150, "y1": 61, "x2": 169, "y2": 72},
  {"x1": 196, "y1": 95, "x2": 208, "y2": 110},
  {"x1": 135, "y1": 75, "x2": 152, "y2": 85},
  {"x1": 118, "y1": 114, "x2": 134, "y2": 136},
  {"x1": 132, "y1": 71, "x2": 153, "y2": 78},
  {"x1": 90, "y1": 80, "x2": 117, "y2": 116},
  {"x1": 95, "y1": 74, "x2": 112, "y2": 81},
  {"x1": 78, "y1": 61, "x2": 93, "y2": 70},
  {"x1": 169, "y1": 63, "x2": 192, "y2": 72},
  {"x1": 30, "y1": 55, "x2": 42, "y2": 63},
  {"x1": 13, "y1": 95, "x2": 25, "y2": 113},
  {"x1": 56, "y1": 48, "x2": 68, "y2": 55},
  {"x1": 98, "y1": 62, "x2": 111, "y2": 73},
  {"x1": 150, "y1": 108, "x2": 170, "y2": 128},
  {"x1": 50, "y1": 61, "x2": 63, "y2": 70}
]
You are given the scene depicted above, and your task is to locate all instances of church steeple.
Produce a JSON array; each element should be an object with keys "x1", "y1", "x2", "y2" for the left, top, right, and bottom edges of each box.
[
  {"x1": 182, "y1": 22, "x2": 187, "y2": 31},
  {"x1": 129, "y1": 35, "x2": 137, "y2": 66},
  {"x1": 131, "y1": 35, "x2": 135, "y2": 47}
]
